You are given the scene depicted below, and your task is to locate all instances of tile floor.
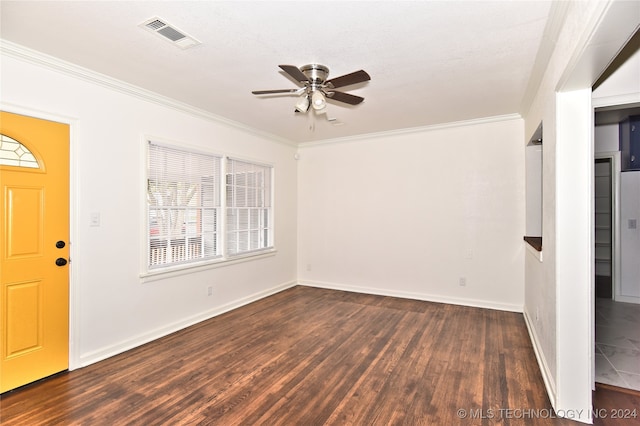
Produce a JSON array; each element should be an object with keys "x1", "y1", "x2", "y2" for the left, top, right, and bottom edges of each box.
[{"x1": 595, "y1": 297, "x2": 640, "y2": 391}]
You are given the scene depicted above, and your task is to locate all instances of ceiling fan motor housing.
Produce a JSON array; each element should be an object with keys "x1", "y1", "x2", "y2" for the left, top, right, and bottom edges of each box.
[{"x1": 300, "y1": 64, "x2": 330, "y2": 87}]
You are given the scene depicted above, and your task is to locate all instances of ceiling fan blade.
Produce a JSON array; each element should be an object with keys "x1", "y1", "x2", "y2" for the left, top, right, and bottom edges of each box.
[
  {"x1": 325, "y1": 70, "x2": 371, "y2": 89},
  {"x1": 279, "y1": 65, "x2": 310, "y2": 83},
  {"x1": 252, "y1": 89, "x2": 300, "y2": 95},
  {"x1": 326, "y1": 90, "x2": 364, "y2": 105}
]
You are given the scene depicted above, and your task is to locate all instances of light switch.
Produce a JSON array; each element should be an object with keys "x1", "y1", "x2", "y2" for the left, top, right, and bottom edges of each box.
[
  {"x1": 90, "y1": 212, "x2": 101, "y2": 227},
  {"x1": 629, "y1": 219, "x2": 637, "y2": 230}
]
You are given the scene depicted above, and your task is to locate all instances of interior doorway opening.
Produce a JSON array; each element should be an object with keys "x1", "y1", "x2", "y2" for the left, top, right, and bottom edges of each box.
[{"x1": 593, "y1": 108, "x2": 640, "y2": 392}]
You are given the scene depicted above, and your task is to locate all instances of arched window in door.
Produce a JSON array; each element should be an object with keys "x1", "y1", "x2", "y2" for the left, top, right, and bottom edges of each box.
[{"x1": 0, "y1": 134, "x2": 40, "y2": 168}]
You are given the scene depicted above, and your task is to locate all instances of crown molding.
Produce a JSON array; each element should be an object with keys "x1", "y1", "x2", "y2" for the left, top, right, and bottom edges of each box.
[
  {"x1": 0, "y1": 39, "x2": 297, "y2": 147},
  {"x1": 1, "y1": 40, "x2": 524, "y2": 149},
  {"x1": 297, "y1": 113, "x2": 522, "y2": 149}
]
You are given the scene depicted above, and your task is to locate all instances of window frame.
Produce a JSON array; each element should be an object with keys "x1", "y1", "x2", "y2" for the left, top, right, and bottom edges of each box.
[{"x1": 142, "y1": 138, "x2": 275, "y2": 280}]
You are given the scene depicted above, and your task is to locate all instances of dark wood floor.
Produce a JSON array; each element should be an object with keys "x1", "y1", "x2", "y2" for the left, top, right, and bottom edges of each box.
[
  {"x1": 593, "y1": 384, "x2": 640, "y2": 426},
  {"x1": 1, "y1": 286, "x2": 638, "y2": 425}
]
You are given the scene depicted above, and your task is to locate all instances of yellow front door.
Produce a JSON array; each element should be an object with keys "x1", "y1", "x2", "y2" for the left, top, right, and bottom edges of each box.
[{"x1": 0, "y1": 111, "x2": 70, "y2": 393}]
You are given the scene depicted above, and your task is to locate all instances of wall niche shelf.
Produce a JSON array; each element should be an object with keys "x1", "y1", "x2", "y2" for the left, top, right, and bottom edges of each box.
[{"x1": 524, "y1": 236, "x2": 542, "y2": 252}]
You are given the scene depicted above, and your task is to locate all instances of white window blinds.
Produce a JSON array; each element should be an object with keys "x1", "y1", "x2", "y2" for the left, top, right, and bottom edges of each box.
[
  {"x1": 147, "y1": 142, "x2": 221, "y2": 268},
  {"x1": 226, "y1": 158, "x2": 273, "y2": 256}
]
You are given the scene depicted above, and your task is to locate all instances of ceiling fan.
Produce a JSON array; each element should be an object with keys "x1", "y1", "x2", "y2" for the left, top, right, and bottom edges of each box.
[{"x1": 252, "y1": 64, "x2": 371, "y2": 114}]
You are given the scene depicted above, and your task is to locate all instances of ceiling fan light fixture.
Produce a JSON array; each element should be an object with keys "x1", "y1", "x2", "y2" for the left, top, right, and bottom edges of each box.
[
  {"x1": 295, "y1": 94, "x2": 310, "y2": 113},
  {"x1": 311, "y1": 90, "x2": 326, "y2": 111},
  {"x1": 252, "y1": 64, "x2": 370, "y2": 118}
]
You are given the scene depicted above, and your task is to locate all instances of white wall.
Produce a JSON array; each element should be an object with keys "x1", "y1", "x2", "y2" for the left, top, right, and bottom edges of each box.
[
  {"x1": 297, "y1": 118, "x2": 525, "y2": 312},
  {"x1": 1, "y1": 49, "x2": 298, "y2": 367},
  {"x1": 555, "y1": 88, "x2": 594, "y2": 418},
  {"x1": 620, "y1": 171, "x2": 640, "y2": 302},
  {"x1": 594, "y1": 123, "x2": 619, "y2": 153}
]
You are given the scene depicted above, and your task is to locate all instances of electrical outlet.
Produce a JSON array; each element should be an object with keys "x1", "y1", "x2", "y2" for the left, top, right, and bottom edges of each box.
[
  {"x1": 207, "y1": 286, "x2": 213, "y2": 296},
  {"x1": 459, "y1": 277, "x2": 466, "y2": 287}
]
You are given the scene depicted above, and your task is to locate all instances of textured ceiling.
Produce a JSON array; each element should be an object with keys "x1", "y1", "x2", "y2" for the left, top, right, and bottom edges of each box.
[{"x1": 0, "y1": 1, "x2": 553, "y2": 144}]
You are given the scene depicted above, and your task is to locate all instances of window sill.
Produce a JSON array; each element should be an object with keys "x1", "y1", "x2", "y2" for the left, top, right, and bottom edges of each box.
[
  {"x1": 524, "y1": 236, "x2": 543, "y2": 262},
  {"x1": 140, "y1": 249, "x2": 277, "y2": 283}
]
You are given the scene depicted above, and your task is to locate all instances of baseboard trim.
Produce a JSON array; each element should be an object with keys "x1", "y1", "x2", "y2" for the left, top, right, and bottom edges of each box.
[
  {"x1": 613, "y1": 295, "x2": 640, "y2": 305},
  {"x1": 523, "y1": 308, "x2": 557, "y2": 409},
  {"x1": 77, "y1": 280, "x2": 297, "y2": 368},
  {"x1": 595, "y1": 382, "x2": 640, "y2": 397},
  {"x1": 298, "y1": 280, "x2": 523, "y2": 313}
]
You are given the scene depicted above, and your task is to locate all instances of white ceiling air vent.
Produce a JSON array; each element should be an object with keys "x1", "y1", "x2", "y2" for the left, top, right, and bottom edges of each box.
[{"x1": 140, "y1": 17, "x2": 201, "y2": 50}]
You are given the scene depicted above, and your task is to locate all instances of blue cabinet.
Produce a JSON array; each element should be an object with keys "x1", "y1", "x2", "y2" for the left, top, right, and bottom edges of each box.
[{"x1": 620, "y1": 115, "x2": 640, "y2": 171}]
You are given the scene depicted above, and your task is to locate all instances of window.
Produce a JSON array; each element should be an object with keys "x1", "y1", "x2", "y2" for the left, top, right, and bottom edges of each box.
[
  {"x1": 146, "y1": 142, "x2": 274, "y2": 271},
  {"x1": 147, "y1": 142, "x2": 221, "y2": 268},
  {"x1": 0, "y1": 134, "x2": 39, "y2": 168},
  {"x1": 226, "y1": 158, "x2": 273, "y2": 256}
]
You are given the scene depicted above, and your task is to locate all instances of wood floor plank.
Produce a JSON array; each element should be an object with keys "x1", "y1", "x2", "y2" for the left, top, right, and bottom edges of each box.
[{"x1": 1, "y1": 286, "x2": 637, "y2": 425}]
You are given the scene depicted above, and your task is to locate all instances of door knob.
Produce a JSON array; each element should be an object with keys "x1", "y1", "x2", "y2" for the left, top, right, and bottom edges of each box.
[
  {"x1": 56, "y1": 241, "x2": 66, "y2": 249},
  {"x1": 55, "y1": 258, "x2": 68, "y2": 267}
]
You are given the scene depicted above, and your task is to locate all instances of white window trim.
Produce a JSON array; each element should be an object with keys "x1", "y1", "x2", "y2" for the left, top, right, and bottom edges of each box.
[
  {"x1": 140, "y1": 249, "x2": 277, "y2": 283},
  {"x1": 139, "y1": 136, "x2": 276, "y2": 281}
]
